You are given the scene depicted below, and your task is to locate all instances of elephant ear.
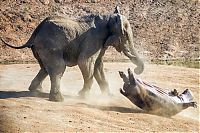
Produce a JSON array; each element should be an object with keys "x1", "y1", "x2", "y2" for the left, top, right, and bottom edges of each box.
[
  {"x1": 103, "y1": 35, "x2": 119, "y2": 48},
  {"x1": 104, "y1": 7, "x2": 124, "y2": 50},
  {"x1": 114, "y1": 6, "x2": 120, "y2": 14}
]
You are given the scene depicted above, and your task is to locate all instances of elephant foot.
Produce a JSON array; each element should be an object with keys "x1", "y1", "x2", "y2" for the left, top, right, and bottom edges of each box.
[
  {"x1": 49, "y1": 91, "x2": 64, "y2": 102},
  {"x1": 29, "y1": 85, "x2": 44, "y2": 97},
  {"x1": 101, "y1": 89, "x2": 112, "y2": 96},
  {"x1": 102, "y1": 91, "x2": 114, "y2": 98},
  {"x1": 30, "y1": 90, "x2": 44, "y2": 97},
  {"x1": 78, "y1": 89, "x2": 89, "y2": 99},
  {"x1": 29, "y1": 84, "x2": 43, "y2": 92}
]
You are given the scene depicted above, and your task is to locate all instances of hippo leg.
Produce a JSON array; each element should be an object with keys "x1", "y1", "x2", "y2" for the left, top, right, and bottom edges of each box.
[
  {"x1": 182, "y1": 102, "x2": 197, "y2": 109},
  {"x1": 177, "y1": 102, "x2": 197, "y2": 110},
  {"x1": 169, "y1": 89, "x2": 179, "y2": 96}
]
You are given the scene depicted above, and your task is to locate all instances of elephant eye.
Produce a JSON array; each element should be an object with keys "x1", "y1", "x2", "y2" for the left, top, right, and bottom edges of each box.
[{"x1": 124, "y1": 23, "x2": 128, "y2": 29}]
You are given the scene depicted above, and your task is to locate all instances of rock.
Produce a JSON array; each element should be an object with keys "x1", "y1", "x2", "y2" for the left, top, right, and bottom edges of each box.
[
  {"x1": 55, "y1": 0, "x2": 63, "y2": 3},
  {"x1": 85, "y1": 0, "x2": 99, "y2": 3},
  {"x1": 22, "y1": 14, "x2": 32, "y2": 22},
  {"x1": 91, "y1": 0, "x2": 98, "y2": 3},
  {"x1": 40, "y1": 0, "x2": 49, "y2": 5}
]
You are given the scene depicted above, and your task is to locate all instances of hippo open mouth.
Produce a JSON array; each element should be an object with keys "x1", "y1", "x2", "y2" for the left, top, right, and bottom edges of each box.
[{"x1": 119, "y1": 68, "x2": 197, "y2": 117}]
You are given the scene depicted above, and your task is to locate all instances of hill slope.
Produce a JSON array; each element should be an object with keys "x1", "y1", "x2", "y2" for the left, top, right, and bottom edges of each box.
[{"x1": 0, "y1": 0, "x2": 199, "y2": 62}]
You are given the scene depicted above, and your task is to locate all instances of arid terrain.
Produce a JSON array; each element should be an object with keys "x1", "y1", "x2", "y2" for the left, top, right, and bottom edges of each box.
[
  {"x1": 0, "y1": 63, "x2": 199, "y2": 132},
  {"x1": 0, "y1": 0, "x2": 199, "y2": 132}
]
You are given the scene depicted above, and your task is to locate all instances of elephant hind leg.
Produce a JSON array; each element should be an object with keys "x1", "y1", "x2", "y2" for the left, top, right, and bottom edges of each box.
[
  {"x1": 45, "y1": 60, "x2": 66, "y2": 102},
  {"x1": 78, "y1": 59, "x2": 95, "y2": 98},
  {"x1": 29, "y1": 47, "x2": 48, "y2": 92},
  {"x1": 37, "y1": 49, "x2": 66, "y2": 102},
  {"x1": 45, "y1": 62, "x2": 66, "y2": 102},
  {"x1": 49, "y1": 73, "x2": 64, "y2": 102},
  {"x1": 94, "y1": 58, "x2": 109, "y2": 95},
  {"x1": 28, "y1": 68, "x2": 48, "y2": 92}
]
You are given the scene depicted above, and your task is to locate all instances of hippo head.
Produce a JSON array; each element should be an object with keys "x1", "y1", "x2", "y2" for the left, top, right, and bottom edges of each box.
[
  {"x1": 119, "y1": 68, "x2": 138, "y2": 97},
  {"x1": 119, "y1": 68, "x2": 148, "y2": 110}
]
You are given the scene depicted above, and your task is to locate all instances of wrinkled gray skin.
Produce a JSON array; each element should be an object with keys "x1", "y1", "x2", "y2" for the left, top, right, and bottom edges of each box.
[
  {"x1": 1, "y1": 7, "x2": 144, "y2": 102},
  {"x1": 119, "y1": 69, "x2": 197, "y2": 117}
]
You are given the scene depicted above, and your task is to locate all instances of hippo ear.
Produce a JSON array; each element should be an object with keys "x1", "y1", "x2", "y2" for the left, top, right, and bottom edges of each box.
[{"x1": 128, "y1": 68, "x2": 136, "y2": 85}]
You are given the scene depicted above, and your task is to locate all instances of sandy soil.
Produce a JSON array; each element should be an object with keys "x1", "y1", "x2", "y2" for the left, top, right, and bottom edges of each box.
[{"x1": 0, "y1": 62, "x2": 199, "y2": 132}]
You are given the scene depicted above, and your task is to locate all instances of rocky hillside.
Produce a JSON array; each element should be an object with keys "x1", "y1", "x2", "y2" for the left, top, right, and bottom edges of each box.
[{"x1": 0, "y1": 0, "x2": 199, "y2": 63}]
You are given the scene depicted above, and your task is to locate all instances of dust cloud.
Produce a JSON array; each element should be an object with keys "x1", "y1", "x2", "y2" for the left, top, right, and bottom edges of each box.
[{"x1": 60, "y1": 70, "x2": 134, "y2": 110}]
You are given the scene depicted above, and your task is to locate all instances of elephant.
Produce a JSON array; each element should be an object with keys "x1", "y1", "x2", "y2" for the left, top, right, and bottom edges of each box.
[
  {"x1": 1, "y1": 6, "x2": 144, "y2": 102},
  {"x1": 119, "y1": 68, "x2": 197, "y2": 117}
]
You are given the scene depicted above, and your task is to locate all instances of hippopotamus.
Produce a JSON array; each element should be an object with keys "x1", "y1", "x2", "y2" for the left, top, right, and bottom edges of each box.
[{"x1": 119, "y1": 68, "x2": 197, "y2": 117}]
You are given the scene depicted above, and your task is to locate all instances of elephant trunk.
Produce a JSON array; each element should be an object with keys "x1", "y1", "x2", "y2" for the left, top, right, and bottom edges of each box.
[{"x1": 122, "y1": 28, "x2": 144, "y2": 75}]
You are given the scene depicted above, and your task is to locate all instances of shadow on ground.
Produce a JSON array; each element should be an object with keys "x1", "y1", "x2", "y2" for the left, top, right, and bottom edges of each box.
[
  {"x1": 0, "y1": 91, "x2": 146, "y2": 114},
  {"x1": 90, "y1": 105, "x2": 144, "y2": 113},
  {"x1": 0, "y1": 91, "x2": 49, "y2": 99}
]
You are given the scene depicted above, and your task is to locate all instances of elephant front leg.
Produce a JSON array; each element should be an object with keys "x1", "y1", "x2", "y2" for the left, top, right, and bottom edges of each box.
[
  {"x1": 94, "y1": 58, "x2": 109, "y2": 95},
  {"x1": 78, "y1": 59, "x2": 95, "y2": 98}
]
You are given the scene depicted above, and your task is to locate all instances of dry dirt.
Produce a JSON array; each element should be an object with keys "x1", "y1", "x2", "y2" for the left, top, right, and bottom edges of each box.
[
  {"x1": 0, "y1": 62, "x2": 199, "y2": 132},
  {"x1": 0, "y1": 0, "x2": 199, "y2": 132}
]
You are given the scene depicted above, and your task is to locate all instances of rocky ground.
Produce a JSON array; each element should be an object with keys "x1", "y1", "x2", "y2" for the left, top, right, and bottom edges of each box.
[
  {"x1": 0, "y1": 63, "x2": 199, "y2": 132},
  {"x1": 0, "y1": 0, "x2": 199, "y2": 62}
]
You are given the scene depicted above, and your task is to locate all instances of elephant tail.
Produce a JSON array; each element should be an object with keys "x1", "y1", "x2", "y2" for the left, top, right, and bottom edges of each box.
[
  {"x1": 1, "y1": 38, "x2": 31, "y2": 49},
  {"x1": 1, "y1": 17, "x2": 50, "y2": 49}
]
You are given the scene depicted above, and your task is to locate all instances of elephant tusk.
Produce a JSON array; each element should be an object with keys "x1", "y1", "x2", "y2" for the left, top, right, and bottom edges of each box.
[{"x1": 123, "y1": 49, "x2": 136, "y2": 58}]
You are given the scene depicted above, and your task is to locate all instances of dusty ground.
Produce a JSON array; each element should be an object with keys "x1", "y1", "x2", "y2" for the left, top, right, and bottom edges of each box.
[
  {"x1": 0, "y1": 62, "x2": 199, "y2": 132},
  {"x1": 0, "y1": 0, "x2": 199, "y2": 132}
]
